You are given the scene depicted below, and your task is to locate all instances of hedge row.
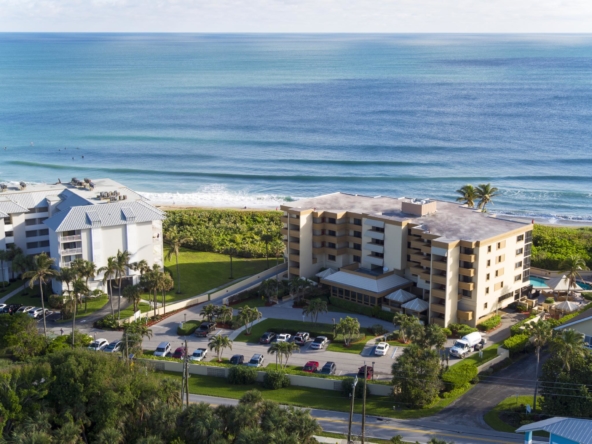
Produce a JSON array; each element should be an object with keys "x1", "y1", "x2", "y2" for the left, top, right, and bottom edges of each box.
[
  {"x1": 449, "y1": 323, "x2": 479, "y2": 337},
  {"x1": 510, "y1": 314, "x2": 537, "y2": 337},
  {"x1": 328, "y1": 297, "x2": 394, "y2": 323},
  {"x1": 442, "y1": 363, "x2": 478, "y2": 391},
  {"x1": 503, "y1": 334, "x2": 530, "y2": 356},
  {"x1": 477, "y1": 315, "x2": 502, "y2": 332},
  {"x1": 263, "y1": 370, "x2": 291, "y2": 390}
]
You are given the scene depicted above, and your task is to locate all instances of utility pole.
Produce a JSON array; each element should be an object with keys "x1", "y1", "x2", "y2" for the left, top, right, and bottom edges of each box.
[
  {"x1": 347, "y1": 375, "x2": 358, "y2": 443},
  {"x1": 362, "y1": 365, "x2": 367, "y2": 443},
  {"x1": 184, "y1": 338, "x2": 189, "y2": 407}
]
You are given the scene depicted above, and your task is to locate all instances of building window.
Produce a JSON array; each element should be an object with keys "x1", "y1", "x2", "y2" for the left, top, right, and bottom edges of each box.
[
  {"x1": 495, "y1": 270, "x2": 500, "y2": 277},
  {"x1": 328, "y1": 218, "x2": 336, "y2": 224},
  {"x1": 487, "y1": 259, "x2": 491, "y2": 267},
  {"x1": 517, "y1": 234, "x2": 524, "y2": 242},
  {"x1": 487, "y1": 245, "x2": 492, "y2": 253},
  {"x1": 39, "y1": 240, "x2": 50, "y2": 248},
  {"x1": 523, "y1": 270, "x2": 530, "y2": 282},
  {"x1": 3, "y1": 217, "x2": 10, "y2": 224},
  {"x1": 26, "y1": 230, "x2": 37, "y2": 238},
  {"x1": 484, "y1": 303, "x2": 488, "y2": 309},
  {"x1": 353, "y1": 255, "x2": 361, "y2": 263},
  {"x1": 39, "y1": 229, "x2": 49, "y2": 236},
  {"x1": 353, "y1": 243, "x2": 361, "y2": 250},
  {"x1": 515, "y1": 274, "x2": 521, "y2": 282},
  {"x1": 371, "y1": 226, "x2": 385, "y2": 233},
  {"x1": 26, "y1": 241, "x2": 39, "y2": 249},
  {"x1": 5, "y1": 231, "x2": 13, "y2": 237},
  {"x1": 328, "y1": 255, "x2": 336, "y2": 261},
  {"x1": 354, "y1": 231, "x2": 362, "y2": 238},
  {"x1": 486, "y1": 273, "x2": 490, "y2": 281},
  {"x1": 498, "y1": 292, "x2": 512, "y2": 302},
  {"x1": 371, "y1": 239, "x2": 384, "y2": 245},
  {"x1": 485, "y1": 287, "x2": 490, "y2": 294},
  {"x1": 328, "y1": 230, "x2": 336, "y2": 237},
  {"x1": 328, "y1": 242, "x2": 336, "y2": 249},
  {"x1": 525, "y1": 244, "x2": 532, "y2": 256},
  {"x1": 516, "y1": 248, "x2": 523, "y2": 255},
  {"x1": 525, "y1": 230, "x2": 533, "y2": 243},
  {"x1": 515, "y1": 261, "x2": 522, "y2": 269},
  {"x1": 497, "y1": 242, "x2": 501, "y2": 249},
  {"x1": 353, "y1": 218, "x2": 362, "y2": 226},
  {"x1": 371, "y1": 252, "x2": 384, "y2": 258}
]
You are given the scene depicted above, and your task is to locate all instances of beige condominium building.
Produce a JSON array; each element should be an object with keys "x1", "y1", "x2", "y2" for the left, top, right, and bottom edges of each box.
[{"x1": 281, "y1": 193, "x2": 533, "y2": 328}]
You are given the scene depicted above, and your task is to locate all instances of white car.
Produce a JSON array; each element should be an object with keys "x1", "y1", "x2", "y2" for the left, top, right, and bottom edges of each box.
[
  {"x1": 17, "y1": 305, "x2": 35, "y2": 314},
  {"x1": 375, "y1": 342, "x2": 390, "y2": 356},
  {"x1": 310, "y1": 336, "x2": 328, "y2": 350},
  {"x1": 88, "y1": 338, "x2": 109, "y2": 351},
  {"x1": 0, "y1": 304, "x2": 6, "y2": 311},
  {"x1": 276, "y1": 333, "x2": 291, "y2": 343},
  {"x1": 153, "y1": 342, "x2": 172, "y2": 357},
  {"x1": 103, "y1": 341, "x2": 122, "y2": 353},
  {"x1": 189, "y1": 348, "x2": 208, "y2": 362},
  {"x1": 247, "y1": 354, "x2": 265, "y2": 367},
  {"x1": 29, "y1": 308, "x2": 50, "y2": 319}
]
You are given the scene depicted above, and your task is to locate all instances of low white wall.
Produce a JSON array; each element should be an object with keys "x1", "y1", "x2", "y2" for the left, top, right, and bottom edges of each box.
[
  {"x1": 119, "y1": 294, "x2": 209, "y2": 325},
  {"x1": 477, "y1": 347, "x2": 510, "y2": 374}
]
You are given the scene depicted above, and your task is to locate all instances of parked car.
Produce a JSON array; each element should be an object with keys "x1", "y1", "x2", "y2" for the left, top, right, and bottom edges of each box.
[
  {"x1": 259, "y1": 332, "x2": 276, "y2": 344},
  {"x1": 4, "y1": 304, "x2": 22, "y2": 314},
  {"x1": 29, "y1": 308, "x2": 51, "y2": 319},
  {"x1": 294, "y1": 332, "x2": 310, "y2": 345},
  {"x1": 172, "y1": 347, "x2": 186, "y2": 359},
  {"x1": 195, "y1": 322, "x2": 216, "y2": 337},
  {"x1": 320, "y1": 362, "x2": 337, "y2": 375},
  {"x1": 26, "y1": 307, "x2": 39, "y2": 317},
  {"x1": 0, "y1": 304, "x2": 6, "y2": 312},
  {"x1": 358, "y1": 365, "x2": 373, "y2": 379},
  {"x1": 154, "y1": 342, "x2": 172, "y2": 357},
  {"x1": 276, "y1": 333, "x2": 291, "y2": 343},
  {"x1": 310, "y1": 336, "x2": 328, "y2": 350},
  {"x1": 189, "y1": 348, "x2": 208, "y2": 362},
  {"x1": 375, "y1": 342, "x2": 390, "y2": 356},
  {"x1": 247, "y1": 354, "x2": 264, "y2": 367},
  {"x1": 229, "y1": 354, "x2": 244, "y2": 365},
  {"x1": 303, "y1": 361, "x2": 320, "y2": 373},
  {"x1": 88, "y1": 338, "x2": 109, "y2": 351},
  {"x1": 16, "y1": 305, "x2": 35, "y2": 314},
  {"x1": 103, "y1": 341, "x2": 122, "y2": 353},
  {"x1": 449, "y1": 332, "x2": 485, "y2": 358}
]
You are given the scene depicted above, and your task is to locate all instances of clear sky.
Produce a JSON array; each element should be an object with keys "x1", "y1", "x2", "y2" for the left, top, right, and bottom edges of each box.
[{"x1": 1, "y1": 0, "x2": 591, "y2": 33}]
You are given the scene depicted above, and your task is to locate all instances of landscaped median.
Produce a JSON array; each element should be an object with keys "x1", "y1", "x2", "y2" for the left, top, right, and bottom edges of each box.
[{"x1": 484, "y1": 395, "x2": 548, "y2": 437}]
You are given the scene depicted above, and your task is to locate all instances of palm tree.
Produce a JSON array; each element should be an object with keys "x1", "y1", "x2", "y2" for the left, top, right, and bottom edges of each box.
[
  {"x1": 200, "y1": 304, "x2": 218, "y2": 323},
  {"x1": 208, "y1": 334, "x2": 233, "y2": 362},
  {"x1": 131, "y1": 259, "x2": 149, "y2": 278},
  {"x1": 215, "y1": 305, "x2": 233, "y2": 326},
  {"x1": 78, "y1": 260, "x2": 97, "y2": 313},
  {"x1": 268, "y1": 341, "x2": 299, "y2": 369},
  {"x1": 560, "y1": 255, "x2": 589, "y2": 296},
  {"x1": 6, "y1": 244, "x2": 22, "y2": 280},
  {"x1": 336, "y1": 316, "x2": 361, "y2": 347},
  {"x1": 70, "y1": 278, "x2": 88, "y2": 347},
  {"x1": 455, "y1": 184, "x2": 477, "y2": 208},
  {"x1": 98, "y1": 256, "x2": 118, "y2": 317},
  {"x1": 475, "y1": 183, "x2": 500, "y2": 213},
  {"x1": 259, "y1": 278, "x2": 278, "y2": 303},
  {"x1": 13, "y1": 253, "x2": 34, "y2": 291},
  {"x1": 57, "y1": 266, "x2": 76, "y2": 297},
  {"x1": 123, "y1": 320, "x2": 153, "y2": 355},
  {"x1": 237, "y1": 306, "x2": 262, "y2": 335},
  {"x1": 258, "y1": 231, "x2": 276, "y2": 269},
  {"x1": 22, "y1": 253, "x2": 57, "y2": 337},
  {"x1": 525, "y1": 320, "x2": 552, "y2": 410},
  {"x1": 393, "y1": 313, "x2": 419, "y2": 343},
  {"x1": 115, "y1": 250, "x2": 131, "y2": 319},
  {"x1": 551, "y1": 329, "x2": 586, "y2": 373},
  {"x1": 123, "y1": 284, "x2": 142, "y2": 312},
  {"x1": 164, "y1": 227, "x2": 191, "y2": 294},
  {"x1": 157, "y1": 271, "x2": 174, "y2": 315},
  {"x1": 303, "y1": 298, "x2": 328, "y2": 323},
  {"x1": 0, "y1": 249, "x2": 8, "y2": 288},
  {"x1": 140, "y1": 268, "x2": 159, "y2": 313}
]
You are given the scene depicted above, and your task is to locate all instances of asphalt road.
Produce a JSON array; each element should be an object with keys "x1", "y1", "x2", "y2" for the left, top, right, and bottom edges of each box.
[{"x1": 188, "y1": 393, "x2": 530, "y2": 444}]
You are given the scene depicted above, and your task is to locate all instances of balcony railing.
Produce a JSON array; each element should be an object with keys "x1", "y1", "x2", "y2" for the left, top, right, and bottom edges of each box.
[
  {"x1": 61, "y1": 234, "x2": 81, "y2": 242},
  {"x1": 60, "y1": 248, "x2": 82, "y2": 255}
]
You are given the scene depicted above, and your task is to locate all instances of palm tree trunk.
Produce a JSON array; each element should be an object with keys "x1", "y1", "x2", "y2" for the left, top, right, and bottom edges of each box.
[
  {"x1": 72, "y1": 295, "x2": 77, "y2": 347},
  {"x1": 265, "y1": 242, "x2": 269, "y2": 269},
  {"x1": 39, "y1": 281, "x2": 47, "y2": 337},
  {"x1": 109, "y1": 279, "x2": 114, "y2": 317},
  {"x1": 0, "y1": 260, "x2": 5, "y2": 288},
  {"x1": 175, "y1": 253, "x2": 181, "y2": 294},
  {"x1": 162, "y1": 290, "x2": 166, "y2": 315},
  {"x1": 533, "y1": 349, "x2": 540, "y2": 410},
  {"x1": 117, "y1": 277, "x2": 122, "y2": 319}
]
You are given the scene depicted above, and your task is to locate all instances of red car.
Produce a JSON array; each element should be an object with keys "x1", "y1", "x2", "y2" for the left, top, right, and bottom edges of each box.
[
  {"x1": 172, "y1": 347, "x2": 186, "y2": 359},
  {"x1": 303, "y1": 361, "x2": 320, "y2": 373},
  {"x1": 358, "y1": 365, "x2": 373, "y2": 379}
]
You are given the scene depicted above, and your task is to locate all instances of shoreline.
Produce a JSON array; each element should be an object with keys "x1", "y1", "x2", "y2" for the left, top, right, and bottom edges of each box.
[{"x1": 155, "y1": 203, "x2": 592, "y2": 228}]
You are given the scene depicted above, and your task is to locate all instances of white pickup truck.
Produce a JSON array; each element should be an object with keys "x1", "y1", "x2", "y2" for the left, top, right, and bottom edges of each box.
[
  {"x1": 450, "y1": 332, "x2": 485, "y2": 358},
  {"x1": 189, "y1": 348, "x2": 208, "y2": 362}
]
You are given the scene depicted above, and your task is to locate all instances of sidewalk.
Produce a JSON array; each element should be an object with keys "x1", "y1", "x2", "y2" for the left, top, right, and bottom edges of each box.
[{"x1": 0, "y1": 282, "x2": 28, "y2": 304}]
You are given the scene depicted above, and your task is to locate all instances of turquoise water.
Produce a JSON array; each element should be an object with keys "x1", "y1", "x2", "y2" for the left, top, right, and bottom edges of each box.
[
  {"x1": 530, "y1": 277, "x2": 550, "y2": 289},
  {"x1": 0, "y1": 34, "x2": 591, "y2": 217},
  {"x1": 577, "y1": 281, "x2": 592, "y2": 291}
]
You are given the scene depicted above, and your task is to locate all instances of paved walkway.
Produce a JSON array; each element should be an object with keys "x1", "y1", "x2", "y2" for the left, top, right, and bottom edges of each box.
[{"x1": 0, "y1": 282, "x2": 29, "y2": 304}]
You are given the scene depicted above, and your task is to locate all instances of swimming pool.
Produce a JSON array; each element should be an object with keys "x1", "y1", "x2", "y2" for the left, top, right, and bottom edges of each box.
[
  {"x1": 577, "y1": 280, "x2": 592, "y2": 291},
  {"x1": 530, "y1": 276, "x2": 550, "y2": 289}
]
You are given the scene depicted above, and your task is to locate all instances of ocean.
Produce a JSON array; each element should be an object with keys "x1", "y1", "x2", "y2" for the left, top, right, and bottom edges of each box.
[{"x1": 0, "y1": 33, "x2": 591, "y2": 220}]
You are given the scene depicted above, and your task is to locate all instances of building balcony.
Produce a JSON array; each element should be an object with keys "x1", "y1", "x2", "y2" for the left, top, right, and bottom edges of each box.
[
  {"x1": 288, "y1": 225, "x2": 300, "y2": 232},
  {"x1": 430, "y1": 303, "x2": 446, "y2": 315},
  {"x1": 289, "y1": 267, "x2": 301, "y2": 275},
  {"x1": 281, "y1": 228, "x2": 289, "y2": 236},
  {"x1": 366, "y1": 243, "x2": 384, "y2": 254},
  {"x1": 366, "y1": 255, "x2": 384, "y2": 266},
  {"x1": 289, "y1": 254, "x2": 300, "y2": 262},
  {"x1": 420, "y1": 245, "x2": 432, "y2": 255},
  {"x1": 60, "y1": 234, "x2": 82, "y2": 242},
  {"x1": 419, "y1": 271, "x2": 431, "y2": 282},
  {"x1": 432, "y1": 274, "x2": 447, "y2": 285},
  {"x1": 289, "y1": 241, "x2": 300, "y2": 250},
  {"x1": 457, "y1": 310, "x2": 474, "y2": 322},
  {"x1": 410, "y1": 266, "x2": 424, "y2": 276},
  {"x1": 4, "y1": 236, "x2": 14, "y2": 244},
  {"x1": 365, "y1": 230, "x2": 385, "y2": 241},
  {"x1": 409, "y1": 253, "x2": 425, "y2": 263},
  {"x1": 281, "y1": 216, "x2": 289, "y2": 224},
  {"x1": 420, "y1": 259, "x2": 431, "y2": 268},
  {"x1": 346, "y1": 235, "x2": 363, "y2": 244},
  {"x1": 432, "y1": 261, "x2": 447, "y2": 271},
  {"x1": 347, "y1": 248, "x2": 362, "y2": 256},
  {"x1": 60, "y1": 248, "x2": 82, "y2": 255},
  {"x1": 459, "y1": 281, "x2": 474, "y2": 291},
  {"x1": 459, "y1": 253, "x2": 476, "y2": 262},
  {"x1": 431, "y1": 317, "x2": 445, "y2": 327},
  {"x1": 409, "y1": 240, "x2": 425, "y2": 250},
  {"x1": 459, "y1": 267, "x2": 475, "y2": 277},
  {"x1": 432, "y1": 288, "x2": 447, "y2": 298}
]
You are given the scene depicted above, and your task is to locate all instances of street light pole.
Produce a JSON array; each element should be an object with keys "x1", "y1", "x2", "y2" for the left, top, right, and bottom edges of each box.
[
  {"x1": 362, "y1": 365, "x2": 367, "y2": 444},
  {"x1": 347, "y1": 375, "x2": 358, "y2": 443}
]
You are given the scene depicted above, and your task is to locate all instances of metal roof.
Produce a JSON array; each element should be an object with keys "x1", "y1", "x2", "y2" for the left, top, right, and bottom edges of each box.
[
  {"x1": 385, "y1": 289, "x2": 416, "y2": 303},
  {"x1": 516, "y1": 417, "x2": 592, "y2": 443},
  {"x1": 321, "y1": 271, "x2": 411, "y2": 294},
  {"x1": 3, "y1": 192, "x2": 51, "y2": 210},
  {"x1": 547, "y1": 275, "x2": 583, "y2": 292},
  {"x1": 44, "y1": 200, "x2": 165, "y2": 232},
  {"x1": 316, "y1": 268, "x2": 337, "y2": 279},
  {"x1": 0, "y1": 200, "x2": 29, "y2": 215},
  {"x1": 401, "y1": 298, "x2": 429, "y2": 313}
]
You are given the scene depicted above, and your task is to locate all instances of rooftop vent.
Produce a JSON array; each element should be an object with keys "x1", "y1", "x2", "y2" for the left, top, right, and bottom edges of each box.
[
  {"x1": 401, "y1": 198, "x2": 437, "y2": 216},
  {"x1": 19, "y1": 181, "x2": 26, "y2": 190},
  {"x1": 0, "y1": 184, "x2": 7, "y2": 192}
]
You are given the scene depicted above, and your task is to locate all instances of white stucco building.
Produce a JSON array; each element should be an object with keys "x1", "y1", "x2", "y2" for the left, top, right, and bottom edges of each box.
[{"x1": 0, "y1": 178, "x2": 165, "y2": 294}]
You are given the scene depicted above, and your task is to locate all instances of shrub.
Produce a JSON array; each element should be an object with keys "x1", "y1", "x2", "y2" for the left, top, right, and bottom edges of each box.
[
  {"x1": 372, "y1": 324, "x2": 388, "y2": 336},
  {"x1": 228, "y1": 365, "x2": 257, "y2": 385},
  {"x1": 441, "y1": 363, "x2": 478, "y2": 391},
  {"x1": 516, "y1": 303, "x2": 528, "y2": 312},
  {"x1": 48, "y1": 294, "x2": 65, "y2": 309},
  {"x1": 448, "y1": 323, "x2": 478, "y2": 336},
  {"x1": 503, "y1": 334, "x2": 530, "y2": 356},
  {"x1": 442, "y1": 328, "x2": 452, "y2": 337},
  {"x1": 510, "y1": 314, "x2": 537, "y2": 336},
  {"x1": 477, "y1": 315, "x2": 501, "y2": 332},
  {"x1": 263, "y1": 370, "x2": 290, "y2": 390},
  {"x1": 544, "y1": 297, "x2": 555, "y2": 304},
  {"x1": 341, "y1": 377, "x2": 369, "y2": 399},
  {"x1": 555, "y1": 302, "x2": 592, "y2": 326},
  {"x1": 386, "y1": 330, "x2": 399, "y2": 341},
  {"x1": 177, "y1": 320, "x2": 201, "y2": 336},
  {"x1": 94, "y1": 315, "x2": 120, "y2": 330}
]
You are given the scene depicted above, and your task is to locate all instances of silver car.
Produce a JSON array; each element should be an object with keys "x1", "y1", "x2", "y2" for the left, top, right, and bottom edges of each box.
[{"x1": 103, "y1": 341, "x2": 123, "y2": 353}]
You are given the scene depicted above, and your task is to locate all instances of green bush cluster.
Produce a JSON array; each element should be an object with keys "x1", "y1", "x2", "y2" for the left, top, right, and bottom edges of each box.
[
  {"x1": 516, "y1": 303, "x2": 529, "y2": 312},
  {"x1": 477, "y1": 315, "x2": 502, "y2": 332},
  {"x1": 228, "y1": 365, "x2": 258, "y2": 385},
  {"x1": 449, "y1": 323, "x2": 479, "y2": 337},
  {"x1": 553, "y1": 302, "x2": 592, "y2": 327},
  {"x1": 544, "y1": 297, "x2": 555, "y2": 304},
  {"x1": 94, "y1": 314, "x2": 120, "y2": 330},
  {"x1": 583, "y1": 292, "x2": 592, "y2": 302},
  {"x1": 531, "y1": 225, "x2": 592, "y2": 270},
  {"x1": 164, "y1": 209, "x2": 284, "y2": 258},
  {"x1": 263, "y1": 370, "x2": 291, "y2": 390},
  {"x1": 442, "y1": 328, "x2": 452, "y2": 337},
  {"x1": 441, "y1": 363, "x2": 478, "y2": 391},
  {"x1": 341, "y1": 376, "x2": 369, "y2": 399},
  {"x1": 510, "y1": 314, "x2": 537, "y2": 336},
  {"x1": 503, "y1": 334, "x2": 530, "y2": 355},
  {"x1": 177, "y1": 320, "x2": 202, "y2": 336}
]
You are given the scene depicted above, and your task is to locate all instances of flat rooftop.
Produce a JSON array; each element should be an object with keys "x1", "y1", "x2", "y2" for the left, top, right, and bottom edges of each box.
[{"x1": 283, "y1": 192, "x2": 530, "y2": 243}]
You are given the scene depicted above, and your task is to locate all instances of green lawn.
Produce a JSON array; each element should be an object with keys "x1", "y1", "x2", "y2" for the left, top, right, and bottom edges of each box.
[
  {"x1": 326, "y1": 337, "x2": 368, "y2": 354},
  {"x1": 234, "y1": 318, "x2": 336, "y2": 344},
  {"x1": 155, "y1": 371, "x2": 472, "y2": 420},
  {"x1": 5, "y1": 285, "x2": 44, "y2": 306},
  {"x1": 231, "y1": 296, "x2": 268, "y2": 309},
  {"x1": 56, "y1": 295, "x2": 110, "y2": 323},
  {"x1": 0, "y1": 280, "x2": 22, "y2": 297},
  {"x1": 150, "y1": 248, "x2": 271, "y2": 304},
  {"x1": 484, "y1": 395, "x2": 545, "y2": 434},
  {"x1": 318, "y1": 432, "x2": 413, "y2": 444},
  {"x1": 118, "y1": 302, "x2": 151, "y2": 319},
  {"x1": 451, "y1": 342, "x2": 501, "y2": 367}
]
